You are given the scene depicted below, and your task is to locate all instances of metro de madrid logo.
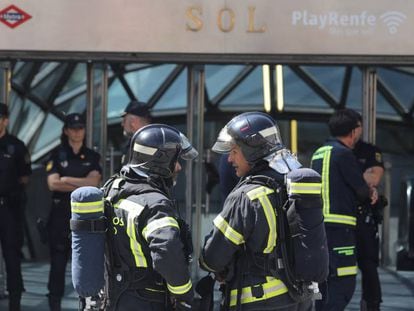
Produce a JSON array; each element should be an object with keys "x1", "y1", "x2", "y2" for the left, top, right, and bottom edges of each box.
[
  {"x1": 0, "y1": 5, "x2": 32, "y2": 29},
  {"x1": 291, "y1": 10, "x2": 407, "y2": 36}
]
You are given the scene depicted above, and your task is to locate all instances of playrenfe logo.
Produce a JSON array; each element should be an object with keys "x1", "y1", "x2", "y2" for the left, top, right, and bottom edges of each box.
[
  {"x1": 291, "y1": 10, "x2": 406, "y2": 35},
  {"x1": 292, "y1": 11, "x2": 376, "y2": 29}
]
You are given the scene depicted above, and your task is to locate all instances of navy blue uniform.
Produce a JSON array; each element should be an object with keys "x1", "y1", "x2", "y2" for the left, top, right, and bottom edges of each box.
[
  {"x1": 45, "y1": 143, "x2": 101, "y2": 300},
  {"x1": 311, "y1": 139, "x2": 371, "y2": 311},
  {"x1": 354, "y1": 141, "x2": 384, "y2": 310},
  {"x1": 0, "y1": 133, "x2": 31, "y2": 297},
  {"x1": 201, "y1": 167, "x2": 312, "y2": 311},
  {"x1": 104, "y1": 177, "x2": 193, "y2": 310}
]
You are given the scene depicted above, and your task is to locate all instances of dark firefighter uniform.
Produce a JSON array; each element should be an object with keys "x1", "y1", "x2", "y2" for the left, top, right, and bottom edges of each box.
[
  {"x1": 200, "y1": 166, "x2": 311, "y2": 311},
  {"x1": 45, "y1": 143, "x2": 101, "y2": 300},
  {"x1": 0, "y1": 132, "x2": 31, "y2": 304},
  {"x1": 311, "y1": 139, "x2": 371, "y2": 310},
  {"x1": 104, "y1": 177, "x2": 193, "y2": 310},
  {"x1": 354, "y1": 141, "x2": 384, "y2": 310}
]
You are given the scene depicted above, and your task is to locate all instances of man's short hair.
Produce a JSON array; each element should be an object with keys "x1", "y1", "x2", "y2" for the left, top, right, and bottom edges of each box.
[
  {"x1": 122, "y1": 100, "x2": 151, "y2": 120},
  {"x1": 328, "y1": 108, "x2": 361, "y2": 137}
]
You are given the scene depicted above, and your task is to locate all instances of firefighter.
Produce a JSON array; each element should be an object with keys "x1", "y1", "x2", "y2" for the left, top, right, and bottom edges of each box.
[
  {"x1": 311, "y1": 109, "x2": 377, "y2": 311},
  {"x1": 200, "y1": 112, "x2": 313, "y2": 311},
  {"x1": 103, "y1": 124, "x2": 197, "y2": 311}
]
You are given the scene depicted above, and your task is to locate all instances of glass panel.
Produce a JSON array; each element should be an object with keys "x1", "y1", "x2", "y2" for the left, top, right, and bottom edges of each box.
[
  {"x1": 345, "y1": 68, "x2": 362, "y2": 111},
  {"x1": 31, "y1": 113, "x2": 63, "y2": 159},
  {"x1": 221, "y1": 67, "x2": 263, "y2": 108},
  {"x1": 11, "y1": 99, "x2": 43, "y2": 144},
  {"x1": 31, "y1": 63, "x2": 60, "y2": 87},
  {"x1": 205, "y1": 65, "x2": 245, "y2": 100},
  {"x1": 12, "y1": 62, "x2": 35, "y2": 86},
  {"x1": 108, "y1": 78, "x2": 130, "y2": 119},
  {"x1": 124, "y1": 64, "x2": 176, "y2": 102},
  {"x1": 154, "y1": 69, "x2": 187, "y2": 111},
  {"x1": 377, "y1": 91, "x2": 398, "y2": 115},
  {"x1": 32, "y1": 64, "x2": 69, "y2": 100},
  {"x1": 60, "y1": 64, "x2": 87, "y2": 93},
  {"x1": 284, "y1": 66, "x2": 328, "y2": 109},
  {"x1": 55, "y1": 93, "x2": 87, "y2": 115},
  {"x1": 8, "y1": 91, "x2": 24, "y2": 134},
  {"x1": 301, "y1": 66, "x2": 345, "y2": 102},
  {"x1": 377, "y1": 68, "x2": 414, "y2": 112}
]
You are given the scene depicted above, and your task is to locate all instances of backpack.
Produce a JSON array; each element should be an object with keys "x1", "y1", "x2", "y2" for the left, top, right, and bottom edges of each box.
[{"x1": 245, "y1": 167, "x2": 329, "y2": 301}]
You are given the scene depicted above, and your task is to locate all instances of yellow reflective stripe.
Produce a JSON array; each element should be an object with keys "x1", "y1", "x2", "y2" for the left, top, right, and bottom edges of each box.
[
  {"x1": 167, "y1": 279, "x2": 192, "y2": 295},
  {"x1": 315, "y1": 146, "x2": 356, "y2": 226},
  {"x1": 142, "y1": 217, "x2": 179, "y2": 241},
  {"x1": 289, "y1": 182, "x2": 321, "y2": 195},
  {"x1": 246, "y1": 186, "x2": 274, "y2": 200},
  {"x1": 311, "y1": 146, "x2": 332, "y2": 161},
  {"x1": 247, "y1": 186, "x2": 276, "y2": 254},
  {"x1": 71, "y1": 200, "x2": 104, "y2": 213},
  {"x1": 229, "y1": 277, "x2": 288, "y2": 307},
  {"x1": 127, "y1": 213, "x2": 147, "y2": 267},
  {"x1": 324, "y1": 214, "x2": 357, "y2": 226},
  {"x1": 113, "y1": 199, "x2": 124, "y2": 209},
  {"x1": 118, "y1": 199, "x2": 145, "y2": 215},
  {"x1": 337, "y1": 266, "x2": 357, "y2": 276},
  {"x1": 213, "y1": 215, "x2": 245, "y2": 245},
  {"x1": 118, "y1": 199, "x2": 147, "y2": 267},
  {"x1": 321, "y1": 147, "x2": 332, "y2": 217}
]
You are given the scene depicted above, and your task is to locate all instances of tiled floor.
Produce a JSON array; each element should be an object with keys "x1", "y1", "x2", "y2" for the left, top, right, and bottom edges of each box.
[{"x1": 0, "y1": 263, "x2": 413, "y2": 310}]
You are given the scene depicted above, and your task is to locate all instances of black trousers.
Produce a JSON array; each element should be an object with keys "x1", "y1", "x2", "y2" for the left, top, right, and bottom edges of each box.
[
  {"x1": 315, "y1": 226, "x2": 357, "y2": 311},
  {"x1": 0, "y1": 197, "x2": 24, "y2": 294},
  {"x1": 47, "y1": 198, "x2": 71, "y2": 298},
  {"x1": 315, "y1": 276, "x2": 356, "y2": 311},
  {"x1": 115, "y1": 290, "x2": 165, "y2": 311},
  {"x1": 356, "y1": 216, "x2": 382, "y2": 308}
]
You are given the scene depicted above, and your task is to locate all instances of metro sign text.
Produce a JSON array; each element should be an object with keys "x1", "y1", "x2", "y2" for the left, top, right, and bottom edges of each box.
[{"x1": 0, "y1": 5, "x2": 32, "y2": 29}]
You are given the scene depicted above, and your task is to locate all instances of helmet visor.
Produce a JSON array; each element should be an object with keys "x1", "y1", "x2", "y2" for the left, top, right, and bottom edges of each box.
[
  {"x1": 212, "y1": 126, "x2": 235, "y2": 154},
  {"x1": 180, "y1": 132, "x2": 199, "y2": 160}
]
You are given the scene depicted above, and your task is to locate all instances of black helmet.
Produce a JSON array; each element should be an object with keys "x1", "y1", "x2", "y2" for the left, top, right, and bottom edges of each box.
[
  {"x1": 128, "y1": 124, "x2": 197, "y2": 178},
  {"x1": 212, "y1": 112, "x2": 283, "y2": 163}
]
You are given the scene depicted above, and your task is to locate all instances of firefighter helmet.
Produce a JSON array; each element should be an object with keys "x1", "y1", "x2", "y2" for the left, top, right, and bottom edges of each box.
[
  {"x1": 128, "y1": 124, "x2": 197, "y2": 178},
  {"x1": 212, "y1": 112, "x2": 283, "y2": 163}
]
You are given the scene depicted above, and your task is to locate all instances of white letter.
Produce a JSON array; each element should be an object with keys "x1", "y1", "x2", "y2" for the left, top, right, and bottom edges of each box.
[{"x1": 292, "y1": 11, "x2": 302, "y2": 25}]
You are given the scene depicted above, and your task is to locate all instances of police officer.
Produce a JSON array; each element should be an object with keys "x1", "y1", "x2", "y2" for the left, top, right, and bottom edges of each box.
[
  {"x1": 311, "y1": 109, "x2": 377, "y2": 311},
  {"x1": 200, "y1": 112, "x2": 313, "y2": 311},
  {"x1": 103, "y1": 124, "x2": 197, "y2": 311},
  {"x1": 0, "y1": 103, "x2": 31, "y2": 311},
  {"x1": 45, "y1": 113, "x2": 102, "y2": 311},
  {"x1": 120, "y1": 100, "x2": 151, "y2": 165},
  {"x1": 354, "y1": 140, "x2": 384, "y2": 311}
]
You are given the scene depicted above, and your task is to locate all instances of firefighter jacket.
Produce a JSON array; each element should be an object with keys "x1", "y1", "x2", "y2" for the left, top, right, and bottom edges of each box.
[
  {"x1": 311, "y1": 138, "x2": 371, "y2": 228},
  {"x1": 200, "y1": 165, "x2": 296, "y2": 309},
  {"x1": 105, "y1": 176, "x2": 193, "y2": 304},
  {"x1": 311, "y1": 138, "x2": 372, "y2": 278}
]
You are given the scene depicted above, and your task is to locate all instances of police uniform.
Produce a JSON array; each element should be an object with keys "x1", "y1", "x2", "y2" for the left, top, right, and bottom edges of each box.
[
  {"x1": 45, "y1": 143, "x2": 101, "y2": 301},
  {"x1": 104, "y1": 175, "x2": 193, "y2": 310},
  {"x1": 0, "y1": 132, "x2": 31, "y2": 306},
  {"x1": 354, "y1": 141, "x2": 384, "y2": 310},
  {"x1": 200, "y1": 165, "x2": 312, "y2": 311},
  {"x1": 311, "y1": 139, "x2": 371, "y2": 311}
]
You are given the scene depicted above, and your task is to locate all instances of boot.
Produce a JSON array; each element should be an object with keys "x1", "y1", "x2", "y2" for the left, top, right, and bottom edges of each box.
[
  {"x1": 48, "y1": 295, "x2": 62, "y2": 311},
  {"x1": 9, "y1": 292, "x2": 22, "y2": 311}
]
